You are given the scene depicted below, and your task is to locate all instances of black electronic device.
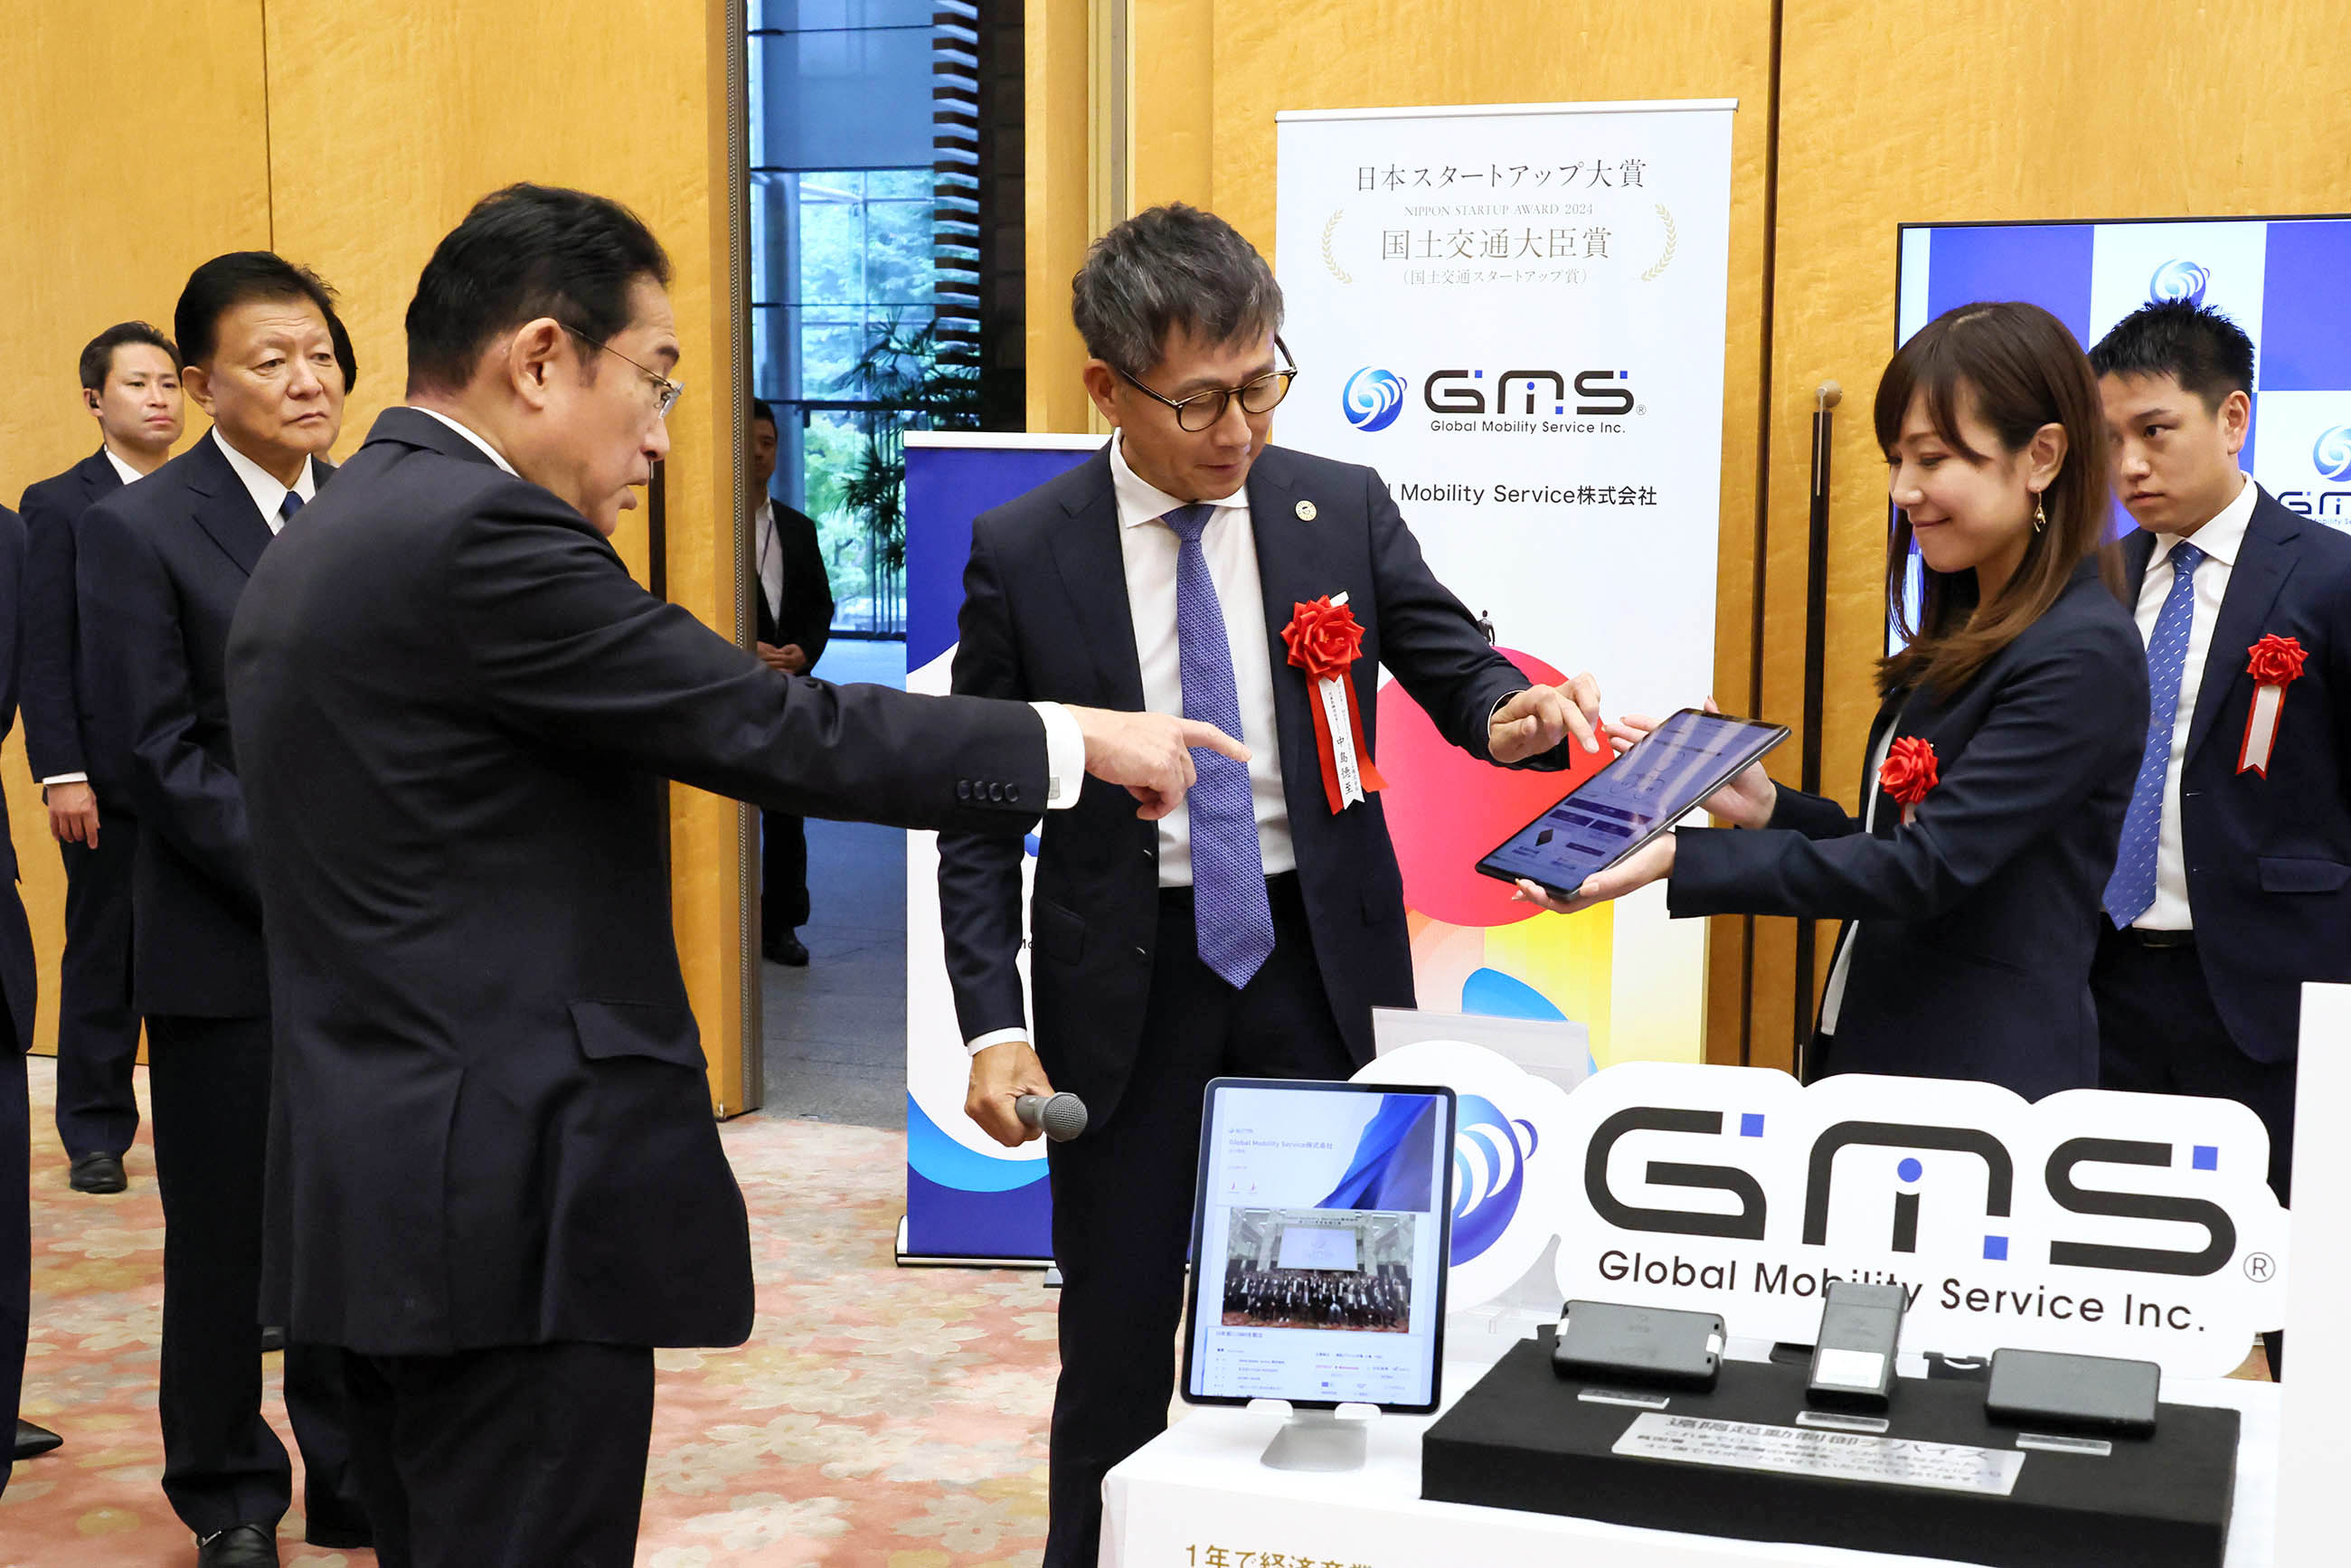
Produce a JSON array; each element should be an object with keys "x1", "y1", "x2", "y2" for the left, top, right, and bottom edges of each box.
[
  {"x1": 1551, "y1": 1300, "x2": 1724, "y2": 1391},
  {"x1": 1476, "y1": 707, "x2": 1789, "y2": 899},
  {"x1": 1807, "y1": 1280, "x2": 1905, "y2": 1410},
  {"x1": 1985, "y1": 1348, "x2": 2161, "y2": 1437}
]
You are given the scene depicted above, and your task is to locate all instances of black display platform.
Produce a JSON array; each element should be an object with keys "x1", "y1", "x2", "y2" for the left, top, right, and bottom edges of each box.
[{"x1": 1422, "y1": 1334, "x2": 2239, "y2": 1568}]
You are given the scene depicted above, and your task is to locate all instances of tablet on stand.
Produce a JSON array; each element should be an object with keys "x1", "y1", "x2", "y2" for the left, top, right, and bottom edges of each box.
[{"x1": 1179, "y1": 1078, "x2": 1458, "y2": 1472}]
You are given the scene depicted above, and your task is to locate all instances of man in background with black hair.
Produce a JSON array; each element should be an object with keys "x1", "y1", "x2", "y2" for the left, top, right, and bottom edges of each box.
[
  {"x1": 2089, "y1": 300, "x2": 2351, "y2": 1380},
  {"x1": 16, "y1": 321, "x2": 183, "y2": 1196},
  {"x1": 748, "y1": 397, "x2": 833, "y2": 965},
  {"x1": 78, "y1": 253, "x2": 369, "y2": 1567}
]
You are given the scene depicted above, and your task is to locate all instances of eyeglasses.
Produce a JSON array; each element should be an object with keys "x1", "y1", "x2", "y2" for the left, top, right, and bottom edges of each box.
[
  {"x1": 1116, "y1": 337, "x2": 1298, "y2": 432},
  {"x1": 563, "y1": 325, "x2": 685, "y2": 418}
]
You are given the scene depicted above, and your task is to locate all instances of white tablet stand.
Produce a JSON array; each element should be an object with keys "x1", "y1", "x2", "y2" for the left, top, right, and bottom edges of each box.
[{"x1": 1259, "y1": 1403, "x2": 1376, "y2": 1471}]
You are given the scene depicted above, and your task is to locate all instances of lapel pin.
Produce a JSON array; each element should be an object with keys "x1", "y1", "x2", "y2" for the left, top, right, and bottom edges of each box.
[{"x1": 1295, "y1": 499, "x2": 1317, "y2": 521}]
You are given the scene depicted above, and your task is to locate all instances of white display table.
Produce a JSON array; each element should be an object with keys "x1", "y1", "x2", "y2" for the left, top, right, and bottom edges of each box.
[{"x1": 1103, "y1": 1359, "x2": 2278, "y2": 1568}]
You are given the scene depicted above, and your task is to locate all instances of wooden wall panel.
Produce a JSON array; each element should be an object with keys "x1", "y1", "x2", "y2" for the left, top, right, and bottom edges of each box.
[
  {"x1": 0, "y1": 0, "x2": 271, "y2": 1058},
  {"x1": 1759, "y1": 0, "x2": 2351, "y2": 1069}
]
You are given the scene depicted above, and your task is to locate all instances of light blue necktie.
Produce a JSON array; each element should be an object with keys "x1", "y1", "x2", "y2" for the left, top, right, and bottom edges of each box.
[
  {"x1": 1164, "y1": 504, "x2": 1275, "y2": 990},
  {"x1": 2104, "y1": 541, "x2": 2205, "y2": 928}
]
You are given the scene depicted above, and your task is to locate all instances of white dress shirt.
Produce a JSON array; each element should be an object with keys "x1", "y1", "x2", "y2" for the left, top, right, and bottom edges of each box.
[
  {"x1": 752, "y1": 497, "x2": 786, "y2": 624},
  {"x1": 1110, "y1": 430, "x2": 1297, "y2": 885},
  {"x1": 212, "y1": 427, "x2": 317, "y2": 534},
  {"x1": 2130, "y1": 471, "x2": 2256, "y2": 931},
  {"x1": 410, "y1": 404, "x2": 519, "y2": 475},
  {"x1": 44, "y1": 448, "x2": 156, "y2": 787}
]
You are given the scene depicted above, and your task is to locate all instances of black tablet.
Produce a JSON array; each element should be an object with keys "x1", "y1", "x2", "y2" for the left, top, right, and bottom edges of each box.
[
  {"x1": 1180, "y1": 1077, "x2": 1456, "y2": 1412},
  {"x1": 1476, "y1": 707, "x2": 1789, "y2": 899}
]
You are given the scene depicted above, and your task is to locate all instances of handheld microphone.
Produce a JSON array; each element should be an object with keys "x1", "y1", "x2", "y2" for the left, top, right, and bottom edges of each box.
[{"x1": 1015, "y1": 1091, "x2": 1089, "y2": 1141}]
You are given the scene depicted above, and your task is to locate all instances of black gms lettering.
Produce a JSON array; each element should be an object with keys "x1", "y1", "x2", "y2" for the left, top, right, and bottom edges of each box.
[
  {"x1": 2046, "y1": 1138, "x2": 2234, "y2": 1278},
  {"x1": 1584, "y1": 1107, "x2": 1767, "y2": 1240},
  {"x1": 1801, "y1": 1121, "x2": 2015, "y2": 1246}
]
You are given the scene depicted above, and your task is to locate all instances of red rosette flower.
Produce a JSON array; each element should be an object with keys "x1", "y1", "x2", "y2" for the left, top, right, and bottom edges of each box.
[
  {"x1": 2246, "y1": 634, "x2": 2308, "y2": 687},
  {"x1": 1281, "y1": 596, "x2": 1366, "y2": 680},
  {"x1": 1877, "y1": 735, "x2": 1940, "y2": 808}
]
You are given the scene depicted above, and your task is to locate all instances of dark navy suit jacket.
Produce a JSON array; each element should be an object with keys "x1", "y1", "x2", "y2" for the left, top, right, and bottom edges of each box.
[
  {"x1": 75, "y1": 434, "x2": 332, "y2": 1019},
  {"x1": 1671, "y1": 563, "x2": 2148, "y2": 1099},
  {"x1": 937, "y1": 443, "x2": 1572, "y2": 1125},
  {"x1": 2123, "y1": 487, "x2": 2351, "y2": 1063},
  {"x1": 16, "y1": 448, "x2": 122, "y2": 789},
  {"x1": 0, "y1": 505, "x2": 35, "y2": 1052}
]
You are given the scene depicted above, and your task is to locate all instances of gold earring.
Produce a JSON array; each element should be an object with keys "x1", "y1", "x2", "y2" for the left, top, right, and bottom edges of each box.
[{"x1": 2033, "y1": 496, "x2": 2047, "y2": 534}]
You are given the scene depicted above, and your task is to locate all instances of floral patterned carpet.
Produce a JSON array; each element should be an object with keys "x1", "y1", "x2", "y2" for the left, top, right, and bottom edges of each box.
[{"x1": 3, "y1": 1057, "x2": 1057, "y2": 1567}]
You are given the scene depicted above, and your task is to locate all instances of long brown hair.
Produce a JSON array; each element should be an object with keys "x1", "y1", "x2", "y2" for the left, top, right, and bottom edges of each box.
[{"x1": 1874, "y1": 301, "x2": 2120, "y2": 698}]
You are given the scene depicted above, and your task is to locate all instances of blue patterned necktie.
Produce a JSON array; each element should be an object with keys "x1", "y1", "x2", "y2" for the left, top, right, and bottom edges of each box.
[
  {"x1": 1164, "y1": 503, "x2": 1275, "y2": 989},
  {"x1": 2104, "y1": 541, "x2": 2205, "y2": 927}
]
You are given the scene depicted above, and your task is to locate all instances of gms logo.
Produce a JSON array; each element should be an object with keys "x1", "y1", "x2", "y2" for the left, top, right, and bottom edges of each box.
[
  {"x1": 1342, "y1": 367, "x2": 1408, "y2": 432},
  {"x1": 1451, "y1": 1094, "x2": 1538, "y2": 1264},
  {"x1": 2283, "y1": 424, "x2": 2351, "y2": 521},
  {"x1": 1558, "y1": 1063, "x2": 2288, "y2": 1376},
  {"x1": 2315, "y1": 424, "x2": 2351, "y2": 484},
  {"x1": 2149, "y1": 258, "x2": 2212, "y2": 307}
]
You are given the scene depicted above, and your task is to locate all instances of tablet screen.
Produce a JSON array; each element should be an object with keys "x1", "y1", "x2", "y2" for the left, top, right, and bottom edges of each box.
[
  {"x1": 1478, "y1": 708, "x2": 1788, "y2": 895},
  {"x1": 1183, "y1": 1079, "x2": 1454, "y2": 1411}
]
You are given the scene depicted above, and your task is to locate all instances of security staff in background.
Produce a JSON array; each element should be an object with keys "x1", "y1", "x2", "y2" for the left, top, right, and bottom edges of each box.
[
  {"x1": 2087, "y1": 301, "x2": 2351, "y2": 1376},
  {"x1": 937, "y1": 204, "x2": 1601, "y2": 1565},
  {"x1": 77, "y1": 254, "x2": 370, "y2": 1568},
  {"x1": 226, "y1": 182, "x2": 1238, "y2": 1567},
  {"x1": 15, "y1": 321, "x2": 184, "y2": 1195},
  {"x1": 748, "y1": 398, "x2": 835, "y2": 967}
]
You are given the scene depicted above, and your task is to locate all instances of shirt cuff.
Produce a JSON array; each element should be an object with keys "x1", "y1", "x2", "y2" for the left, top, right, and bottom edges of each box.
[
  {"x1": 40, "y1": 773, "x2": 89, "y2": 787},
  {"x1": 1031, "y1": 702, "x2": 1084, "y2": 810},
  {"x1": 964, "y1": 1026, "x2": 1030, "y2": 1057}
]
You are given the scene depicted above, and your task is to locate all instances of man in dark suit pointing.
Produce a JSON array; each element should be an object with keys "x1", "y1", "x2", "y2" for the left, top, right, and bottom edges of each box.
[
  {"x1": 227, "y1": 183, "x2": 1238, "y2": 1567},
  {"x1": 937, "y1": 203, "x2": 1601, "y2": 1564},
  {"x1": 78, "y1": 253, "x2": 369, "y2": 1566}
]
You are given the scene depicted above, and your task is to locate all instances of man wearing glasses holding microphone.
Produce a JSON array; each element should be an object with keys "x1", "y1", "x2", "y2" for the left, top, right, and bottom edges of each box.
[{"x1": 938, "y1": 203, "x2": 1604, "y2": 1566}]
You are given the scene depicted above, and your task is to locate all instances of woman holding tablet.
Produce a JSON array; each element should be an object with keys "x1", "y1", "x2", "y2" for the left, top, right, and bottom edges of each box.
[{"x1": 1515, "y1": 301, "x2": 2148, "y2": 1097}]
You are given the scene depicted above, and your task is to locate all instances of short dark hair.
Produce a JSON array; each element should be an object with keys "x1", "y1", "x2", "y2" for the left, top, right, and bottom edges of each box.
[
  {"x1": 405, "y1": 183, "x2": 674, "y2": 395},
  {"x1": 79, "y1": 322, "x2": 181, "y2": 392},
  {"x1": 2087, "y1": 299, "x2": 2255, "y2": 411},
  {"x1": 750, "y1": 398, "x2": 776, "y2": 430},
  {"x1": 175, "y1": 252, "x2": 354, "y2": 392},
  {"x1": 1072, "y1": 203, "x2": 1282, "y2": 377}
]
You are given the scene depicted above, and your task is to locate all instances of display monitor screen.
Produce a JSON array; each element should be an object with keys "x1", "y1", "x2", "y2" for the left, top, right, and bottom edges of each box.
[{"x1": 1182, "y1": 1079, "x2": 1455, "y2": 1412}]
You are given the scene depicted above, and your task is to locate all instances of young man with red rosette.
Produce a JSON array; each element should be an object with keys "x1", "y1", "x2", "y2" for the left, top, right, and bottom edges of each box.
[
  {"x1": 936, "y1": 203, "x2": 1601, "y2": 1567},
  {"x1": 2086, "y1": 300, "x2": 2351, "y2": 1233}
]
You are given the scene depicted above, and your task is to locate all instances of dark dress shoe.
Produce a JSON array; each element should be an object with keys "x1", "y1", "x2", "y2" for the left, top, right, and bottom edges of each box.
[
  {"x1": 259, "y1": 1325, "x2": 287, "y2": 1354},
  {"x1": 196, "y1": 1524, "x2": 279, "y2": 1566},
  {"x1": 68, "y1": 1152, "x2": 127, "y2": 1194},
  {"x1": 763, "y1": 931, "x2": 810, "y2": 967},
  {"x1": 13, "y1": 1418, "x2": 62, "y2": 1459}
]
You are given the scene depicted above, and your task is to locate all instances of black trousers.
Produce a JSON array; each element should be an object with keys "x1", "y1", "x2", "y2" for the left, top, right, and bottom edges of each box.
[
  {"x1": 1043, "y1": 874, "x2": 1355, "y2": 1568},
  {"x1": 339, "y1": 1341, "x2": 656, "y2": 1567},
  {"x1": 2, "y1": 1042, "x2": 26, "y2": 1499},
  {"x1": 147, "y1": 1014, "x2": 364, "y2": 1535},
  {"x1": 760, "y1": 808, "x2": 809, "y2": 940},
  {"x1": 2091, "y1": 929, "x2": 2295, "y2": 1377},
  {"x1": 2090, "y1": 930, "x2": 2297, "y2": 1202},
  {"x1": 53, "y1": 812, "x2": 142, "y2": 1159}
]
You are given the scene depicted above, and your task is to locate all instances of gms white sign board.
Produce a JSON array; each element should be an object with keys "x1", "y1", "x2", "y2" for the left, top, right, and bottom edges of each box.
[{"x1": 1355, "y1": 1049, "x2": 2286, "y2": 1378}]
